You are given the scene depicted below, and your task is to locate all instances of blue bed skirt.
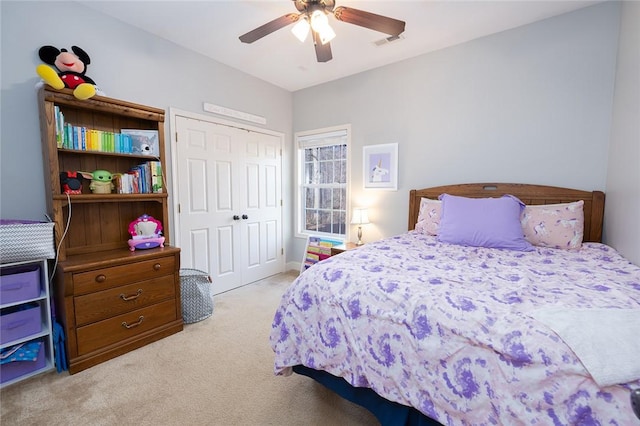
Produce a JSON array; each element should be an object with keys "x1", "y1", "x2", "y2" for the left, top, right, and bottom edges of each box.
[{"x1": 292, "y1": 365, "x2": 443, "y2": 426}]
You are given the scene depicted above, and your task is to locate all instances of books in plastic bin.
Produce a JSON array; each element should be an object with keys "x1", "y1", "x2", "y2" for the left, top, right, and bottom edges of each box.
[{"x1": 301, "y1": 236, "x2": 343, "y2": 272}]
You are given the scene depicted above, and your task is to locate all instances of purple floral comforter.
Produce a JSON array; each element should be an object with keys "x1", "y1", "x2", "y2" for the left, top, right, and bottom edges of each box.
[{"x1": 271, "y1": 232, "x2": 640, "y2": 425}]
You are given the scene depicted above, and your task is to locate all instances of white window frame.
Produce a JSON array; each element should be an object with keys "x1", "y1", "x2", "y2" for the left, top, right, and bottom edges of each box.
[{"x1": 295, "y1": 124, "x2": 351, "y2": 241}]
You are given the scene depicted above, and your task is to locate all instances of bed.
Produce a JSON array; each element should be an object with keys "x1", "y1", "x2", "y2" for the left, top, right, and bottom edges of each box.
[{"x1": 270, "y1": 183, "x2": 640, "y2": 425}]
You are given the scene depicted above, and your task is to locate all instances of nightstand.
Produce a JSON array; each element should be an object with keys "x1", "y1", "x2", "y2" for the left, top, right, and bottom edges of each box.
[{"x1": 330, "y1": 242, "x2": 359, "y2": 256}]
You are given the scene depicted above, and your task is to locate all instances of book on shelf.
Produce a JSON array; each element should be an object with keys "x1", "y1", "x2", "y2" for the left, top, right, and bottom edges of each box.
[
  {"x1": 121, "y1": 129, "x2": 159, "y2": 157},
  {"x1": 64, "y1": 123, "x2": 72, "y2": 149},
  {"x1": 54, "y1": 105, "x2": 64, "y2": 148},
  {"x1": 81, "y1": 127, "x2": 86, "y2": 150},
  {"x1": 114, "y1": 161, "x2": 163, "y2": 195},
  {"x1": 53, "y1": 112, "x2": 145, "y2": 156},
  {"x1": 72, "y1": 126, "x2": 79, "y2": 150},
  {"x1": 150, "y1": 161, "x2": 163, "y2": 193}
]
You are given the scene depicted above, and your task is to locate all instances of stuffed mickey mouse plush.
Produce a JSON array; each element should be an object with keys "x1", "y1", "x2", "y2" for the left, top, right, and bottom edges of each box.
[{"x1": 36, "y1": 45, "x2": 98, "y2": 100}]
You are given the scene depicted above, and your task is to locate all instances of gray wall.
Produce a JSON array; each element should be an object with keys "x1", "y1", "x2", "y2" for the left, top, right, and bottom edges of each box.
[
  {"x1": 605, "y1": 1, "x2": 640, "y2": 265},
  {"x1": 0, "y1": 1, "x2": 294, "y2": 261},
  {"x1": 292, "y1": 2, "x2": 624, "y2": 260},
  {"x1": 1, "y1": 1, "x2": 637, "y2": 267}
]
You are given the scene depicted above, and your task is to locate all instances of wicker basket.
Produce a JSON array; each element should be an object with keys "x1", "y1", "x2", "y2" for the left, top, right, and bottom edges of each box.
[
  {"x1": 0, "y1": 220, "x2": 55, "y2": 263},
  {"x1": 179, "y1": 269, "x2": 213, "y2": 324}
]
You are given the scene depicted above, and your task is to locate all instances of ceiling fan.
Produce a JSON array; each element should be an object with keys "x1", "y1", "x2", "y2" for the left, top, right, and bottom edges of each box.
[{"x1": 239, "y1": 0, "x2": 406, "y2": 63}]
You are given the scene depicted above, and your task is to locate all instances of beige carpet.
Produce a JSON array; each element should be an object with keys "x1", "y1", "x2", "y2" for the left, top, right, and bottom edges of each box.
[{"x1": 0, "y1": 271, "x2": 379, "y2": 426}]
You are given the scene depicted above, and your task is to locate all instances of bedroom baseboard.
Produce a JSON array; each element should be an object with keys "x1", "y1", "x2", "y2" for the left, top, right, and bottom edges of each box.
[{"x1": 286, "y1": 261, "x2": 301, "y2": 273}]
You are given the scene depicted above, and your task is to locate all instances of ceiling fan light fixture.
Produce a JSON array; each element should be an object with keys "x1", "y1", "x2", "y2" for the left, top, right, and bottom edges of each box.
[
  {"x1": 318, "y1": 24, "x2": 336, "y2": 45},
  {"x1": 239, "y1": 1, "x2": 405, "y2": 63},
  {"x1": 291, "y1": 17, "x2": 310, "y2": 42},
  {"x1": 310, "y1": 10, "x2": 329, "y2": 32},
  {"x1": 309, "y1": 10, "x2": 335, "y2": 45}
]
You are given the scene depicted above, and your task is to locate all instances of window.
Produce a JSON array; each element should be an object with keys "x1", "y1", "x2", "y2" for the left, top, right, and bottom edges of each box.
[{"x1": 296, "y1": 126, "x2": 350, "y2": 239}]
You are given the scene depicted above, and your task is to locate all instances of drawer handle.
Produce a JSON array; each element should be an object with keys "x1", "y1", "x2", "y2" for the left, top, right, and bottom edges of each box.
[
  {"x1": 153, "y1": 263, "x2": 161, "y2": 271},
  {"x1": 120, "y1": 289, "x2": 143, "y2": 301},
  {"x1": 122, "y1": 316, "x2": 144, "y2": 329},
  {"x1": 95, "y1": 274, "x2": 106, "y2": 283}
]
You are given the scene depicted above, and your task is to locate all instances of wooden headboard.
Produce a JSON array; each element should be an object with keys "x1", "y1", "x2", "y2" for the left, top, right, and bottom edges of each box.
[{"x1": 408, "y1": 183, "x2": 605, "y2": 243}]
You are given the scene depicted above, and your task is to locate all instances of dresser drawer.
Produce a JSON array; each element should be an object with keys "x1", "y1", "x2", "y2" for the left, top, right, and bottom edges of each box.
[
  {"x1": 73, "y1": 256, "x2": 176, "y2": 295},
  {"x1": 74, "y1": 275, "x2": 176, "y2": 326},
  {"x1": 76, "y1": 299, "x2": 177, "y2": 355}
]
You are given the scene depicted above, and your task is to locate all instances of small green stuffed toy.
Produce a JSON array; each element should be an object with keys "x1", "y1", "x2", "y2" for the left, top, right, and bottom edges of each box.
[
  {"x1": 80, "y1": 169, "x2": 115, "y2": 194},
  {"x1": 36, "y1": 45, "x2": 98, "y2": 100}
]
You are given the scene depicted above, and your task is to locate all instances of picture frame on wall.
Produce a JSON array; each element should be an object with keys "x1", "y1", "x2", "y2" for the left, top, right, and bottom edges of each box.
[{"x1": 363, "y1": 143, "x2": 398, "y2": 190}]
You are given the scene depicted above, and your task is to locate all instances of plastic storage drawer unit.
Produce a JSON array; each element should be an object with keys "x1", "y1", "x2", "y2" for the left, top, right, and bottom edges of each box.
[
  {"x1": 0, "y1": 264, "x2": 40, "y2": 305},
  {"x1": 1, "y1": 303, "x2": 42, "y2": 345},
  {"x1": 0, "y1": 339, "x2": 46, "y2": 384}
]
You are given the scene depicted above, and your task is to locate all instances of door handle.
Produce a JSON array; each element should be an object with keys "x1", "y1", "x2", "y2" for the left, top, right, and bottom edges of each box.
[
  {"x1": 242, "y1": 214, "x2": 248, "y2": 220},
  {"x1": 233, "y1": 215, "x2": 240, "y2": 220}
]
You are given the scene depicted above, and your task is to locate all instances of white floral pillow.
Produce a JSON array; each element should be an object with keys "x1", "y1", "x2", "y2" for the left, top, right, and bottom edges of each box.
[
  {"x1": 520, "y1": 200, "x2": 584, "y2": 249},
  {"x1": 415, "y1": 198, "x2": 441, "y2": 235}
]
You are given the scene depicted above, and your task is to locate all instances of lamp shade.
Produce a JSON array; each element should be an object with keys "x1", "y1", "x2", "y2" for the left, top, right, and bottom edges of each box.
[
  {"x1": 350, "y1": 208, "x2": 370, "y2": 225},
  {"x1": 317, "y1": 25, "x2": 336, "y2": 45},
  {"x1": 310, "y1": 10, "x2": 329, "y2": 32},
  {"x1": 310, "y1": 10, "x2": 336, "y2": 45},
  {"x1": 291, "y1": 17, "x2": 310, "y2": 42}
]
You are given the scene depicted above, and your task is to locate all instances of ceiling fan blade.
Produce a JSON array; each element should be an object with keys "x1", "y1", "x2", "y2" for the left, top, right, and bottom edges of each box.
[
  {"x1": 239, "y1": 13, "x2": 300, "y2": 44},
  {"x1": 333, "y1": 6, "x2": 405, "y2": 36},
  {"x1": 312, "y1": 30, "x2": 332, "y2": 62}
]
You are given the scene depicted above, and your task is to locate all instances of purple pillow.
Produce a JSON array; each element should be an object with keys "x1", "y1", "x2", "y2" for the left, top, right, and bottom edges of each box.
[{"x1": 437, "y1": 194, "x2": 534, "y2": 251}]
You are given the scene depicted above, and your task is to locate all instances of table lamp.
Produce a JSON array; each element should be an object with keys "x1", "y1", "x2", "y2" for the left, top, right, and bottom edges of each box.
[{"x1": 351, "y1": 207, "x2": 370, "y2": 246}]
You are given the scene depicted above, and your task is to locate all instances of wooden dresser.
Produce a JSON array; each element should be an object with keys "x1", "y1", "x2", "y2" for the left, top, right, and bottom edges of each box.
[
  {"x1": 38, "y1": 87, "x2": 183, "y2": 373},
  {"x1": 54, "y1": 247, "x2": 182, "y2": 374}
]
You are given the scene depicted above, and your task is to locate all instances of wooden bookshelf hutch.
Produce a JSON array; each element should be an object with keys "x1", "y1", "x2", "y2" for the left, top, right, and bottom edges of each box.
[{"x1": 38, "y1": 86, "x2": 183, "y2": 374}]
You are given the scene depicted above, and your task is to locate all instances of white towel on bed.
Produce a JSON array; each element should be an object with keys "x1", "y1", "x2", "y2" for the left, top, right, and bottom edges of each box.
[{"x1": 531, "y1": 307, "x2": 640, "y2": 387}]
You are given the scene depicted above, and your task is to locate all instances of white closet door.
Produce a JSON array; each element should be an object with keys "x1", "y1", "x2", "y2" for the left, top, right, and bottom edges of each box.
[
  {"x1": 175, "y1": 115, "x2": 283, "y2": 294},
  {"x1": 240, "y1": 130, "x2": 283, "y2": 284}
]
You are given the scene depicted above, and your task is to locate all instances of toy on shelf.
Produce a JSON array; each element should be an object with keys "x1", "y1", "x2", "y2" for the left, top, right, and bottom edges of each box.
[
  {"x1": 59, "y1": 171, "x2": 86, "y2": 194},
  {"x1": 59, "y1": 170, "x2": 115, "y2": 194},
  {"x1": 82, "y1": 170, "x2": 115, "y2": 194},
  {"x1": 127, "y1": 214, "x2": 165, "y2": 251},
  {"x1": 36, "y1": 45, "x2": 103, "y2": 100}
]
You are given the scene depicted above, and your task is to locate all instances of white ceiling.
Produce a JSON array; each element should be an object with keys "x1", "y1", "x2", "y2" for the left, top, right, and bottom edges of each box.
[{"x1": 79, "y1": 0, "x2": 601, "y2": 92}]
